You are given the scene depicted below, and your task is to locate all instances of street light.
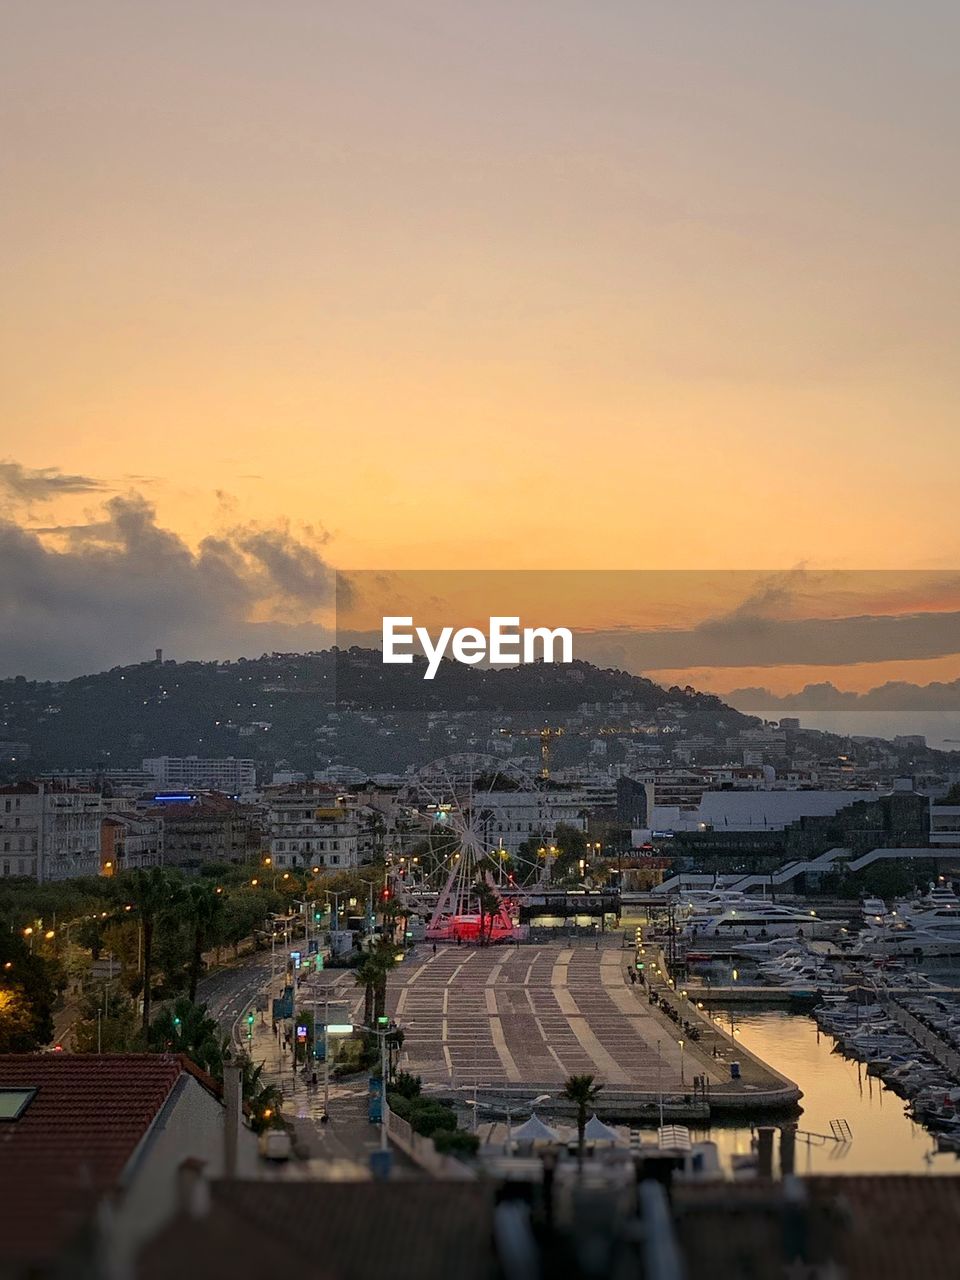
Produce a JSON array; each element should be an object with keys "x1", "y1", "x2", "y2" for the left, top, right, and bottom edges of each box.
[
  {"x1": 678, "y1": 1038, "x2": 686, "y2": 1086},
  {"x1": 465, "y1": 1093, "x2": 552, "y2": 1152}
]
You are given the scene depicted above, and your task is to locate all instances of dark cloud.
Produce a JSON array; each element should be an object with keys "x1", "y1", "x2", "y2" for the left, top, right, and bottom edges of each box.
[
  {"x1": 0, "y1": 461, "x2": 107, "y2": 504},
  {"x1": 729, "y1": 678, "x2": 960, "y2": 713},
  {"x1": 576, "y1": 609, "x2": 960, "y2": 672},
  {"x1": 0, "y1": 493, "x2": 336, "y2": 679}
]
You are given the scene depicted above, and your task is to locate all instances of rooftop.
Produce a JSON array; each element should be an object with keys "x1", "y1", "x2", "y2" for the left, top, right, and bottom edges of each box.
[{"x1": 0, "y1": 1054, "x2": 213, "y2": 1265}]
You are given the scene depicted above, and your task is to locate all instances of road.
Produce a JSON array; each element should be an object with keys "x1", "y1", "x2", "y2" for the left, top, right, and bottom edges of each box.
[{"x1": 198, "y1": 953, "x2": 274, "y2": 1034}]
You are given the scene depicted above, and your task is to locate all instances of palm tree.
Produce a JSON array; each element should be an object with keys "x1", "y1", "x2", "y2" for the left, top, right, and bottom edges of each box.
[
  {"x1": 475, "y1": 874, "x2": 501, "y2": 946},
  {"x1": 561, "y1": 1073, "x2": 603, "y2": 1169},
  {"x1": 186, "y1": 882, "x2": 224, "y2": 1002},
  {"x1": 355, "y1": 956, "x2": 380, "y2": 1029},
  {"x1": 127, "y1": 866, "x2": 180, "y2": 1035},
  {"x1": 150, "y1": 996, "x2": 227, "y2": 1078},
  {"x1": 355, "y1": 937, "x2": 398, "y2": 1030}
]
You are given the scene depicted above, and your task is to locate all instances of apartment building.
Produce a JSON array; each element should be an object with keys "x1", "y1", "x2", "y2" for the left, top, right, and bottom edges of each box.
[
  {"x1": 265, "y1": 784, "x2": 362, "y2": 870},
  {"x1": 143, "y1": 756, "x2": 257, "y2": 795},
  {"x1": 101, "y1": 810, "x2": 164, "y2": 874},
  {"x1": 0, "y1": 782, "x2": 104, "y2": 881}
]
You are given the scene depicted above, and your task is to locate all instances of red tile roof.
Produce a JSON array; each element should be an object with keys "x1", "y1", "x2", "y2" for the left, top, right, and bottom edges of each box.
[{"x1": 0, "y1": 1054, "x2": 195, "y2": 1265}]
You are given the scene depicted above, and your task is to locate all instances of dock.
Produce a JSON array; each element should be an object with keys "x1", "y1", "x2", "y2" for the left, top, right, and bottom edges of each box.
[{"x1": 693, "y1": 985, "x2": 823, "y2": 1009}]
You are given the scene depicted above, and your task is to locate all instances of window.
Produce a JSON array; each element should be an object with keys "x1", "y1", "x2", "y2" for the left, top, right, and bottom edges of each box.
[{"x1": 0, "y1": 1089, "x2": 37, "y2": 1120}]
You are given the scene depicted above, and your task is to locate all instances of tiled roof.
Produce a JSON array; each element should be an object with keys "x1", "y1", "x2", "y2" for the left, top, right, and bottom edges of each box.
[
  {"x1": 808, "y1": 1174, "x2": 960, "y2": 1280},
  {"x1": 0, "y1": 1054, "x2": 189, "y2": 1264},
  {"x1": 675, "y1": 1175, "x2": 960, "y2": 1280},
  {"x1": 139, "y1": 1180, "x2": 498, "y2": 1280}
]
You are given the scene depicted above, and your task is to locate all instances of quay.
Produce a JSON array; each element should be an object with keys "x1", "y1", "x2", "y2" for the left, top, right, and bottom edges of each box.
[
  {"x1": 386, "y1": 938, "x2": 802, "y2": 1120},
  {"x1": 693, "y1": 985, "x2": 822, "y2": 1010},
  {"x1": 880, "y1": 994, "x2": 960, "y2": 1080}
]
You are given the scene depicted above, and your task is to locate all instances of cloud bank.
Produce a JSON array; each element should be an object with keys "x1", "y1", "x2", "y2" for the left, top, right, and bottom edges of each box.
[{"x1": 0, "y1": 485, "x2": 335, "y2": 679}]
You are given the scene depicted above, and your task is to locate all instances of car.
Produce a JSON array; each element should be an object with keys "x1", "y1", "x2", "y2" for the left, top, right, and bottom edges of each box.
[{"x1": 258, "y1": 1128, "x2": 293, "y2": 1161}]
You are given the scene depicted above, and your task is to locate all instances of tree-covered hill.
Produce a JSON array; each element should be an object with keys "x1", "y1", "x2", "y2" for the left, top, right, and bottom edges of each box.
[{"x1": 0, "y1": 648, "x2": 756, "y2": 776}]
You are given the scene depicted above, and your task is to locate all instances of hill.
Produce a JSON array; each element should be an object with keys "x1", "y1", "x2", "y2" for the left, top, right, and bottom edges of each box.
[{"x1": 0, "y1": 648, "x2": 757, "y2": 777}]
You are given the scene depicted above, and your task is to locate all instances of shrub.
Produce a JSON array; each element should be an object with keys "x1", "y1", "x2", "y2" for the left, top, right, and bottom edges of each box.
[
  {"x1": 407, "y1": 1099, "x2": 458, "y2": 1137},
  {"x1": 433, "y1": 1129, "x2": 480, "y2": 1157},
  {"x1": 392, "y1": 1070, "x2": 422, "y2": 1100}
]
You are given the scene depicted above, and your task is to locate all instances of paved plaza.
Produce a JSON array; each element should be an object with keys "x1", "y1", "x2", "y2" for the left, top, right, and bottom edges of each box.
[{"x1": 387, "y1": 938, "x2": 725, "y2": 1095}]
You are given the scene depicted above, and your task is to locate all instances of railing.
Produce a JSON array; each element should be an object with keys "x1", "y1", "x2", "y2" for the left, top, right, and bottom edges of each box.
[{"x1": 385, "y1": 1111, "x2": 475, "y2": 1179}]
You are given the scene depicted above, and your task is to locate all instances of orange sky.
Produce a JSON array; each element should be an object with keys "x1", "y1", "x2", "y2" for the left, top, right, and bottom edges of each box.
[{"x1": 2, "y1": 4, "x2": 959, "y2": 683}]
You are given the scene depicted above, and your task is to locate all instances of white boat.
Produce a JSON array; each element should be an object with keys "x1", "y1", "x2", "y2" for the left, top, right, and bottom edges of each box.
[
  {"x1": 685, "y1": 903, "x2": 828, "y2": 940},
  {"x1": 854, "y1": 913, "x2": 960, "y2": 959},
  {"x1": 861, "y1": 896, "x2": 887, "y2": 926}
]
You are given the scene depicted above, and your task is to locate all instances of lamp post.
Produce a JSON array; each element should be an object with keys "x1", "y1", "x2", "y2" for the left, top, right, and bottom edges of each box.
[{"x1": 678, "y1": 1038, "x2": 686, "y2": 1086}]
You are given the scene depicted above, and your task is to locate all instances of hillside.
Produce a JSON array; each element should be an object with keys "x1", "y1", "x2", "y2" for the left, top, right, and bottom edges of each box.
[{"x1": 0, "y1": 649, "x2": 757, "y2": 777}]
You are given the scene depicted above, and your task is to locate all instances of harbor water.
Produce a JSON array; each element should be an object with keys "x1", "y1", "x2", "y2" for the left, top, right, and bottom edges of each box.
[{"x1": 696, "y1": 1008, "x2": 959, "y2": 1175}]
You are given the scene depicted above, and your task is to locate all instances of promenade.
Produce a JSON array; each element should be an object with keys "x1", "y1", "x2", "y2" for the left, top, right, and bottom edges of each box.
[{"x1": 386, "y1": 937, "x2": 799, "y2": 1117}]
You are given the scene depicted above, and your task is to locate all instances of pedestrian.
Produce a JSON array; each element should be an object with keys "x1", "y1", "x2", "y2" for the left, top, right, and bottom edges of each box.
[{"x1": 432, "y1": 942, "x2": 437, "y2": 955}]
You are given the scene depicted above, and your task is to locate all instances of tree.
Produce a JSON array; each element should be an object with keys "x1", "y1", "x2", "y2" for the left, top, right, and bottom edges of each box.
[
  {"x1": 125, "y1": 867, "x2": 183, "y2": 1034},
  {"x1": 72, "y1": 987, "x2": 139, "y2": 1053},
  {"x1": 355, "y1": 937, "x2": 398, "y2": 1030},
  {"x1": 475, "y1": 874, "x2": 500, "y2": 946},
  {"x1": 561, "y1": 1073, "x2": 603, "y2": 1169},
  {"x1": 355, "y1": 957, "x2": 379, "y2": 1029},
  {"x1": 186, "y1": 883, "x2": 224, "y2": 1002},
  {"x1": 237, "y1": 1053, "x2": 284, "y2": 1133},
  {"x1": 0, "y1": 933, "x2": 58, "y2": 1052},
  {"x1": 149, "y1": 996, "x2": 227, "y2": 1078}
]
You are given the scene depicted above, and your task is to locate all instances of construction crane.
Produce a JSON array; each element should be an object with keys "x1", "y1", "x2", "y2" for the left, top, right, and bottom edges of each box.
[
  {"x1": 498, "y1": 723, "x2": 647, "y2": 779},
  {"x1": 497, "y1": 727, "x2": 566, "y2": 779}
]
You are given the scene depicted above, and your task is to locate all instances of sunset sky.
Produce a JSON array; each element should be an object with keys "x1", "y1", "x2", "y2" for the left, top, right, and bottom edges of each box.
[{"x1": 2, "y1": 3, "x2": 959, "y2": 683}]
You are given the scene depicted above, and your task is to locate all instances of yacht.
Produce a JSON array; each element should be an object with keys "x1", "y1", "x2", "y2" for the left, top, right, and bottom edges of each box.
[
  {"x1": 860, "y1": 896, "x2": 887, "y2": 925},
  {"x1": 854, "y1": 908, "x2": 960, "y2": 958},
  {"x1": 684, "y1": 902, "x2": 828, "y2": 940}
]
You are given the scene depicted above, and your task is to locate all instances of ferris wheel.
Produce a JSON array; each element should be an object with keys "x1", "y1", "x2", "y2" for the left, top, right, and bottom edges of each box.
[{"x1": 394, "y1": 754, "x2": 551, "y2": 941}]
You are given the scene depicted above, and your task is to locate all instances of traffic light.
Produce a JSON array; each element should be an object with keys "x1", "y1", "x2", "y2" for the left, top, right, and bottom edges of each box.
[
  {"x1": 314, "y1": 909, "x2": 322, "y2": 922},
  {"x1": 173, "y1": 1015, "x2": 182, "y2": 1031},
  {"x1": 246, "y1": 1012, "x2": 255, "y2": 1039},
  {"x1": 377, "y1": 1015, "x2": 389, "y2": 1027}
]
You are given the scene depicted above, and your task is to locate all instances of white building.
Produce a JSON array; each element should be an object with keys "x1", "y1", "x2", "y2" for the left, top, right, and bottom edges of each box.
[
  {"x1": 930, "y1": 804, "x2": 960, "y2": 847},
  {"x1": 633, "y1": 788, "x2": 884, "y2": 843},
  {"x1": 143, "y1": 756, "x2": 257, "y2": 794},
  {"x1": 265, "y1": 784, "x2": 362, "y2": 870},
  {"x1": 1, "y1": 782, "x2": 104, "y2": 881},
  {"x1": 475, "y1": 788, "x2": 589, "y2": 854}
]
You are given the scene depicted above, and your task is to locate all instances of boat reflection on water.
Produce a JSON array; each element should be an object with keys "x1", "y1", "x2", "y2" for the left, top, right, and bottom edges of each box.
[{"x1": 686, "y1": 1009, "x2": 958, "y2": 1175}]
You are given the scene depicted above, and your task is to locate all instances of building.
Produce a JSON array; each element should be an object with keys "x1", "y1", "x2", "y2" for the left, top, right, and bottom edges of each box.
[
  {"x1": 637, "y1": 788, "x2": 931, "y2": 862},
  {"x1": 135, "y1": 1168, "x2": 960, "y2": 1280},
  {"x1": 474, "y1": 787, "x2": 589, "y2": 854},
  {"x1": 0, "y1": 1053, "x2": 258, "y2": 1278},
  {"x1": 930, "y1": 803, "x2": 960, "y2": 847},
  {"x1": 265, "y1": 783, "x2": 362, "y2": 869},
  {"x1": 148, "y1": 794, "x2": 262, "y2": 870},
  {"x1": 143, "y1": 756, "x2": 257, "y2": 795},
  {"x1": 138, "y1": 1181, "x2": 497, "y2": 1280},
  {"x1": 0, "y1": 781, "x2": 104, "y2": 881},
  {"x1": 100, "y1": 810, "x2": 164, "y2": 874}
]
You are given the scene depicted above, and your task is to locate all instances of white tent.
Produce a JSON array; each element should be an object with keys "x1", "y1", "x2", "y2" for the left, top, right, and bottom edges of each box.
[
  {"x1": 510, "y1": 1112, "x2": 561, "y2": 1143},
  {"x1": 583, "y1": 1113, "x2": 623, "y2": 1144}
]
